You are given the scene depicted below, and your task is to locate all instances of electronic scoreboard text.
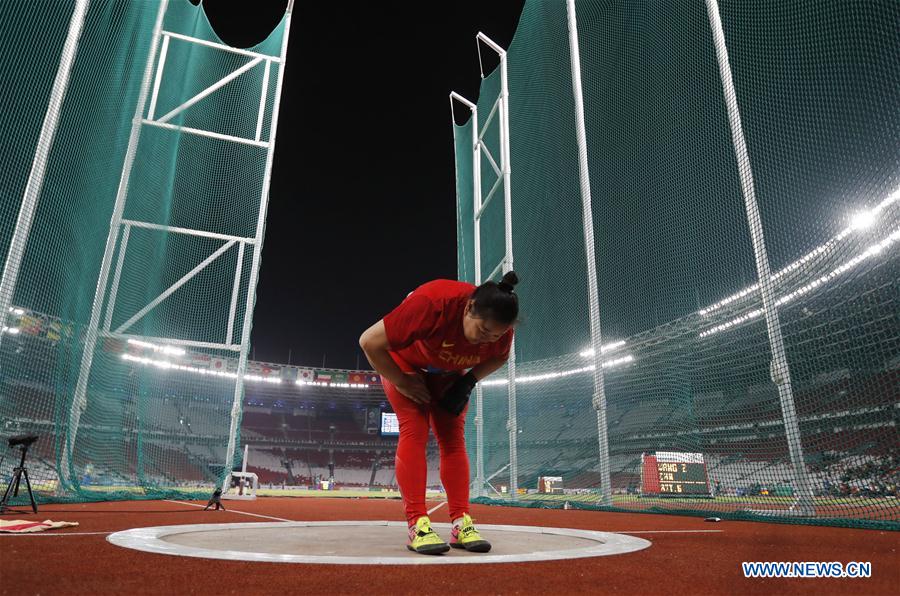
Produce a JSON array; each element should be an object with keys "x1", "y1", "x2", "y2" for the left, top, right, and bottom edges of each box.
[{"x1": 641, "y1": 452, "x2": 712, "y2": 497}]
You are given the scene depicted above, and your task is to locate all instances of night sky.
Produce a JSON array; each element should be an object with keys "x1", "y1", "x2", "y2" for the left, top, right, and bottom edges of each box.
[{"x1": 201, "y1": 0, "x2": 525, "y2": 369}]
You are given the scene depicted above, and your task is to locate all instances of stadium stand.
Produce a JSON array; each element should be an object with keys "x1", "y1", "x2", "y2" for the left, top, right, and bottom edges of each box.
[{"x1": 1, "y1": 303, "x2": 895, "y2": 505}]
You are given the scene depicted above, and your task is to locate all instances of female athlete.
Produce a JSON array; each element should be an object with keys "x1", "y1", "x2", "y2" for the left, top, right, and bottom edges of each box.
[{"x1": 359, "y1": 271, "x2": 519, "y2": 554}]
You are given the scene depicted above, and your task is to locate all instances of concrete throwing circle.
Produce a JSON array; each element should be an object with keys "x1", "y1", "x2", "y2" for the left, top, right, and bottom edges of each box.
[{"x1": 107, "y1": 521, "x2": 651, "y2": 565}]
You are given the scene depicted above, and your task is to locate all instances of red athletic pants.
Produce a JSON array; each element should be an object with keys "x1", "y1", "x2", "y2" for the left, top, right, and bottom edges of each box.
[{"x1": 382, "y1": 374, "x2": 469, "y2": 526}]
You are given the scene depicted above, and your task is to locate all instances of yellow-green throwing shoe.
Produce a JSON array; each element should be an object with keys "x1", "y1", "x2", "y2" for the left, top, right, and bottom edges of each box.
[
  {"x1": 407, "y1": 516, "x2": 450, "y2": 555},
  {"x1": 450, "y1": 513, "x2": 491, "y2": 553}
]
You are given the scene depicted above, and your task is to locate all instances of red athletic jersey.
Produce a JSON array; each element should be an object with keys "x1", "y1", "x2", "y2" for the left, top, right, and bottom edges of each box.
[{"x1": 383, "y1": 279, "x2": 513, "y2": 373}]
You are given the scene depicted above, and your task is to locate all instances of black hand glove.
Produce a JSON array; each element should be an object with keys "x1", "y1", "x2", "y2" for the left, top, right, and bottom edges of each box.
[{"x1": 440, "y1": 372, "x2": 478, "y2": 416}]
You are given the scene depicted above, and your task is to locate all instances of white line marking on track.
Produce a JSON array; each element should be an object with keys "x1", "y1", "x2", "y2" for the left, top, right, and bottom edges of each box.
[
  {"x1": 0, "y1": 531, "x2": 111, "y2": 537},
  {"x1": 427, "y1": 501, "x2": 447, "y2": 515},
  {"x1": 620, "y1": 529, "x2": 724, "y2": 534},
  {"x1": 0, "y1": 528, "x2": 721, "y2": 537},
  {"x1": 164, "y1": 499, "x2": 293, "y2": 522}
]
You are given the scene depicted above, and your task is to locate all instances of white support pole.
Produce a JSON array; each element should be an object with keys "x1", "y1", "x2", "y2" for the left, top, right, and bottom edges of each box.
[
  {"x1": 704, "y1": 0, "x2": 815, "y2": 515},
  {"x1": 104, "y1": 223, "x2": 131, "y2": 332},
  {"x1": 471, "y1": 101, "x2": 486, "y2": 499},
  {"x1": 226, "y1": 241, "x2": 245, "y2": 345},
  {"x1": 450, "y1": 92, "x2": 488, "y2": 498},
  {"x1": 501, "y1": 65, "x2": 518, "y2": 502},
  {"x1": 476, "y1": 32, "x2": 506, "y2": 57},
  {"x1": 478, "y1": 97, "x2": 501, "y2": 144},
  {"x1": 472, "y1": 105, "x2": 485, "y2": 497},
  {"x1": 155, "y1": 56, "x2": 263, "y2": 124},
  {"x1": 222, "y1": 6, "x2": 293, "y2": 491},
  {"x1": 486, "y1": 258, "x2": 506, "y2": 286},
  {"x1": 449, "y1": 92, "x2": 476, "y2": 112},
  {"x1": 114, "y1": 239, "x2": 236, "y2": 334},
  {"x1": 108, "y1": 331, "x2": 240, "y2": 353},
  {"x1": 479, "y1": 141, "x2": 502, "y2": 179},
  {"x1": 64, "y1": 0, "x2": 170, "y2": 490},
  {"x1": 0, "y1": 0, "x2": 90, "y2": 354},
  {"x1": 255, "y1": 60, "x2": 271, "y2": 142},
  {"x1": 449, "y1": 94, "x2": 476, "y2": 287},
  {"x1": 473, "y1": 103, "x2": 483, "y2": 287},
  {"x1": 450, "y1": 92, "x2": 483, "y2": 498},
  {"x1": 476, "y1": 176, "x2": 504, "y2": 220},
  {"x1": 162, "y1": 30, "x2": 282, "y2": 63},
  {"x1": 451, "y1": 95, "x2": 463, "y2": 281},
  {"x1": 147, "y1": 34, "x2": 169, "y2": 120},
  {"x1": 474, "y1": 461, "x2": 510, "y2": 495},
  {"x1": 141, "y1": 119, "x2": 269, "y2": 148},
  {"x1": 479, "y1": 31, "x2": 519, "y2": 502},
  {"x1": 121, "y1": 219, "x2": 255, "y2": 244},
  {"x1": 566, "y1": 0, "x2": 612, "y2": 506}
]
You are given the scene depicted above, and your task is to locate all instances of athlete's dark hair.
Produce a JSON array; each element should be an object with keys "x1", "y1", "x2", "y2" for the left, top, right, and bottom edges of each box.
[{"x1": 470, "y1": 271, "x2": 519, "y2": 325}]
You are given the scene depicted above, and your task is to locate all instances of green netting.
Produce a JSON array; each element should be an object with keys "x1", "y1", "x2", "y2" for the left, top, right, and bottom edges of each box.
[
  {"x1": 1, "y1": 0, "x2": 287, "y2": 504},
  {"x1": 455, "y1": 0, "x2": 899, "y2": 529},
  {"x1": 453, "y1": 117, "x2": 473, "y2": 282}
]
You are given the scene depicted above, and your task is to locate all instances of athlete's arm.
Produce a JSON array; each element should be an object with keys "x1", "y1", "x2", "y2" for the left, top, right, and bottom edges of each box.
[
  {"x1": 439, "y1": 355, "x2": 510, "y2": 416},
  {"x1": 359, "y1": 320, "x2": 431, "y2": 404},
  {"x1": 468, "y1": 356, "x2": 508, "y2": 381}
]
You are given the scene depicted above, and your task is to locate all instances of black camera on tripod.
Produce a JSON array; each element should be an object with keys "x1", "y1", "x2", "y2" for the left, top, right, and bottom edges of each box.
[
  {"x1": 1, "y1": 434, "x2": 40, "y2": 514},
  {"x1": 8, "y1": 435, "x2": 37, "y2": 448}
]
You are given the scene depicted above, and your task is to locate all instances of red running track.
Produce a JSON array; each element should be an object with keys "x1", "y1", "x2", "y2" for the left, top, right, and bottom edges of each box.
[{"x1": 0, "y1": 497, "x2": 896, "y2": 595}]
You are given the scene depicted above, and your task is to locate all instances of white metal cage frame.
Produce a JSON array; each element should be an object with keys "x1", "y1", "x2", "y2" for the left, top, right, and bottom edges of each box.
[
  {"x1": 450, "y1": 32, "x2": 518, "y2": 500},
  {"x1": 449, "y1": 2, "x2": 817, "y2": 514},
  {"x1": 53, "y1": 0, "x2": 294, "y2": 492}
]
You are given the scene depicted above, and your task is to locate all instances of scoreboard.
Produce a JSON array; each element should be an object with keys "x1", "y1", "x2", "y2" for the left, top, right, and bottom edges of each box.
[
  {"x1": 641, "y1": 452, "x2": 712, "y2": 498},
  {"x1": 380, "y1": 412, "x2": 399, "y2": 437},
  {"x1": 538, "y1": 476, "x2": 563, "y2": 494}
]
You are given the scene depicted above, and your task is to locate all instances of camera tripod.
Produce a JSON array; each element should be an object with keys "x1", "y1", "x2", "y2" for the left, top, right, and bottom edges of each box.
[{"x1": 1, "y1": 435, "x2": 39, "y2": 514}]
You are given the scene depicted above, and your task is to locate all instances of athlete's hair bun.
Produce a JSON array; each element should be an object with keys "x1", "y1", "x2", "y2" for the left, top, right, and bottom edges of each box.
[
  {"x1": 472, "y1": 271, "x2": 519, "y2": 324},
  {"x1": 497, "y1": 271, "x2": 519, "y2": 294}
]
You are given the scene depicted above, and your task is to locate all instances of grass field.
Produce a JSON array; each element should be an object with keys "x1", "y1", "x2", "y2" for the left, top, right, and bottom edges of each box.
[
  {"x1": 26, "y1": 481, "x2": 896, "y2": 519},
  {"x1": 514, "y1": 492, "x2": 898, "y2": 509},
  {"x1": 28, "y1": 482, "x2": 429, "y2": 500}
]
